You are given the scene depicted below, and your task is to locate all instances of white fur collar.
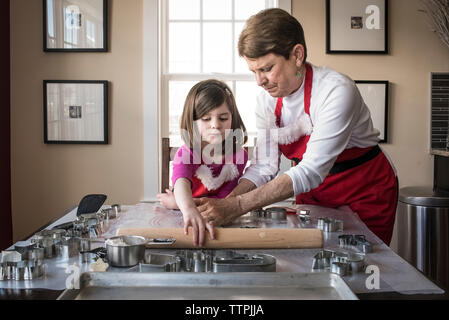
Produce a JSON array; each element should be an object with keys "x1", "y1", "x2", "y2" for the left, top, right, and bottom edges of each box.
[
  {"x1": 195, "y1": 164, "x2": 239, "y2": 191},
  {"x1": 265, "y1": 111, "x2": 313, "y2": 145}
]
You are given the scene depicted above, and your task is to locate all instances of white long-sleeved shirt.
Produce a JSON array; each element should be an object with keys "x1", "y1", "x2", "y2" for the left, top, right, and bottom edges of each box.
[{"x1": 241, "y1": 63, "x2": 380, "y2": 196}]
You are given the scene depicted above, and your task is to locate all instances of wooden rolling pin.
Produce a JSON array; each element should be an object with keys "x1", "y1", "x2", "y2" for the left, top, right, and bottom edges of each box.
[{"x1": 116, "y1": 227, "x2": 323, "y2": 249}]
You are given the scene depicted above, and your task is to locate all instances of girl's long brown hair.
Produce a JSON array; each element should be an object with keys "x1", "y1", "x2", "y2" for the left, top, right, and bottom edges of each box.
[{"x1": 180, "y1": 79, "x2": 248, "y2": 155}]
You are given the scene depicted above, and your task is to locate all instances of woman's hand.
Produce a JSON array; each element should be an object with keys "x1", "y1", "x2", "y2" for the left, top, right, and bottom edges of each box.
[
  {"x1": 194, "y1": 197, "x2": 243, "y2": 227},
  {"x1": 182, "y1": 207, "x2": 215, "y2": 247},
  {"x1": 156, "y1": 189, "x2": 179, "y2": 210}
]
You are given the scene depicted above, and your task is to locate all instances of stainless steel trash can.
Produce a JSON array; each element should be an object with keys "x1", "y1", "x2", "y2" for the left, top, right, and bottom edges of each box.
[{"x1": 397, "y1": 186, "x2": 449, "y2": 290}]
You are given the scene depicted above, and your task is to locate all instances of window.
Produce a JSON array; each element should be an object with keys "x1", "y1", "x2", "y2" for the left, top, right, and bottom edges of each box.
[
  {"x1": 142, "y1": 0, "x2": 290, "y2": 199},
  {"x1": 161, "y1": 0, "x2": 285, "y2": 147}
]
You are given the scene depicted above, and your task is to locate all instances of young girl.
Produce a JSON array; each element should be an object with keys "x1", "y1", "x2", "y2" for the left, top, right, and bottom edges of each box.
[{"x1": 157, "y1": 79, "x2": 248, "y2": 247}]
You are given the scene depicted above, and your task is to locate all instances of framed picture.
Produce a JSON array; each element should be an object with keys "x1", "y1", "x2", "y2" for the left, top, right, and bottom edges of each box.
[
  {"x1": 43, "y1": 0, "x2": 108, "y2": 52},
  {"x1": 355, "y1": 80, "x2": 389, "y2": 143},
  {"x1": 43, "y1": 80, "x2": 109, "y2": 144},
  {"x1": 326, "y1": 0, "x2": 388, "y2": 54}
]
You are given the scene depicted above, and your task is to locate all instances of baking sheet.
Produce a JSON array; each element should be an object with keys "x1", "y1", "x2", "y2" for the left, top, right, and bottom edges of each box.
[{"x1": 57, "y1": 272, "x2": 357, "y2": 300}]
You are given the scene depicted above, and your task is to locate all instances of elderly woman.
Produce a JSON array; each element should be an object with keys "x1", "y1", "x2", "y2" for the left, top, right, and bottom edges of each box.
[{"x1": 195, "y1": 8, "x2": 398, "y2": 245}]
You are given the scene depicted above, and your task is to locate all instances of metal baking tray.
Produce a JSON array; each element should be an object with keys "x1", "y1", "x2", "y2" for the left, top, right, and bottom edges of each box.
[{"x1": 57, "y1": 272, "x2": 357, "y2": 300}]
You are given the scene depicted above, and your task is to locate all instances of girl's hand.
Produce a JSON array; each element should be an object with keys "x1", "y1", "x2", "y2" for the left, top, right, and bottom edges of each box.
[
  {"x1": 157, "y1": 189, "x2": 179, "y2": 210},
  {"x1": 183, "y1": 208, "x2": 215, "y2": 247}
]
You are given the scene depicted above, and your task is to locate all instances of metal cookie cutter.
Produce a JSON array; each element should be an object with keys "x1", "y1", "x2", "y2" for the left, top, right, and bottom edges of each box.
[
  {"x1": 0, "y1": 262, "x2": 14, "y2": 280},
  {"x1": 264, "y1": 207, "x2": 287, "y2": 220},
  {"x1": 312, "y1": 249, "x2": 365, "y2": 276},
  {"x1": 11, "y1": 260, "x2": 45, "y2": 281},
  {"x1": 30, "y1": 234, "x2": 58, "y2": 259},
  {"x1": 0, "y1": 262, "x2": 9, "y2": 280},
  {"x1": 34, "y1": 229, "x2": 67, "y2": 242},
  {"x1": 213, "y1": 253, "x2": 276, "y2": 272},
  {"x1": 140, "y1": 253, "x2": 182, "y2": 272},
  {"x1": 298, "y1": 209, "x2": 311, "y2": 223},
  {"x1": 1, "y1": 250, "x2": 45, "y2": 281},
  {"x1": 193, "y1": 251, "x2": 209, "y2": 273},
  {"x1": 211, "y1": 250, "x2": 276, "y2": 273},
  {"x1": 32, "y1": 229, "x2": 68, "y2": 258},
  {"x1": 250, "y1": 207, "x2": 288, "y2": 221},
  {"x1": 331, "y1": 262, "x2": 349, "y2": 276},
  {"x1": 21, "y1": 247, "x2": 45, "y2": 261},
  {"x1": 339, "y1": 234, "x2": 373, "y2": 253},
  {"x1": 311, "y1": 249, "x2": 335, "y2": 269},
  {"x1": 171, "y1": 250, "x2": 211, "y2": 273},
  {"x1": 101, "y1": 208, "x2": 117, "y2": 220},
  {"x1": 1, "y1": 251, "x2": 22, "y2": 280},
  {"x1": 345, "y1": 252, "x2": 366, "y2": 273},
  {"x1": 56, "y1": 237, "x2": 81, "y2": 259},
  {"x1": 80, "y1": 251, "x2": 97, "y2": 264},
  {"x1": 101, "y1": 204, "x2": 121, "y2": 221},
  {"x1": 317, "y1": 217, "x2": 343, "y2": 232},
  {"x1": 73, "y1": 213, "x2": 106, "y2": 238},
  {"x1": 111, "y1": 204, "x2": 121, "y2": 213},
  {"x1": 249, "y1": 208, "x2": 264, "y2": 218},
  {"x1": 14, "y1": 242, "x2": 36, "y2": 256}
]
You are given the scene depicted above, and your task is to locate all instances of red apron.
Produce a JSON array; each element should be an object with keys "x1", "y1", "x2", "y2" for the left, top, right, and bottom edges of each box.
[{"x1": 275, "y1": 64, "x2": 398, "y2": 245}]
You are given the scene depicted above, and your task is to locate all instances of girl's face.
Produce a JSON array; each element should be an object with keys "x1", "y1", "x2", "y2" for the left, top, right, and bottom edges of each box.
[{"x1": 196, "y1": 102, "x2": 232, "y2": 146}]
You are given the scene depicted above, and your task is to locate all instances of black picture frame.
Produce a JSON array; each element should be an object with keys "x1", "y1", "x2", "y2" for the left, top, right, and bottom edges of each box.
[
  {"x1": 43, "y1": 0, "x2": 108, "y2": 52},
  {"x1": 43, "y1": 80, "x2": 109, "y2": 144},
  {"x1": 326, "y1": 0, "x2": 388, "y2": 54},
  {"x1": 355, "y1": 80, "x2": 389, "y2": 143}
]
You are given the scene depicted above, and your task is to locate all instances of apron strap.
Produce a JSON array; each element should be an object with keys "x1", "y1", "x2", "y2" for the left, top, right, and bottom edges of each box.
[
  {"x1": 275, "y1": 97, "x2": 283, "y2": 128},
  {"x1": 275, "y1": 63, "x2": 314, "y2": 127},
  {"x1": 304, "y1": 63, "x2": 313, "y2": 118}
]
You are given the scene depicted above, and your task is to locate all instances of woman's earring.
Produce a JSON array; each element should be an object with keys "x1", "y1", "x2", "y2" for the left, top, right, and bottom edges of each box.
[{"x1": 296, "y1": 71, "x2": 302, "y2": 79}]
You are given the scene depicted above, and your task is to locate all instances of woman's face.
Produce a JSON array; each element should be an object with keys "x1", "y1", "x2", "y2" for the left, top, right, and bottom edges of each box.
[
  {"x1": 196, "y1": 102, "x2": 232, "y2": 146},
  {"x1": 244, "y1": 49, "x2": 303, "y2": 98}
]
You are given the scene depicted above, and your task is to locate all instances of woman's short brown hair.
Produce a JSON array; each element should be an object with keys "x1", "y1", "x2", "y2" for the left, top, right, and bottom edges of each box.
[
  {"x1": 238, "y1": 8, "x2": 307, "y2": 61},
  {"x1": 180, "y1": 79, "x2": 248, "y2": 153}
]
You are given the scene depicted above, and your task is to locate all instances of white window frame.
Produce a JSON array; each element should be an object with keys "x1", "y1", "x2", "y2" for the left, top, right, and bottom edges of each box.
[{"x1": 142, "y1": 0, "x2": 291, "y2": 201}]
